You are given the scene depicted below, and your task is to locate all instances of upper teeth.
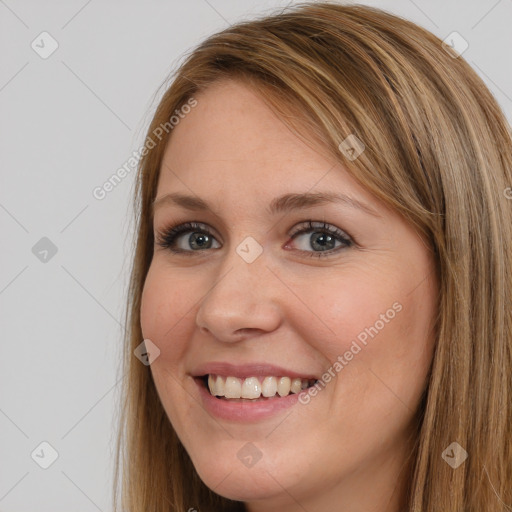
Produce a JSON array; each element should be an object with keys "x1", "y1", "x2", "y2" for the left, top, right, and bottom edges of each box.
[{"x1": 207, "y1": 374, "x2": 314, "y2": 399}]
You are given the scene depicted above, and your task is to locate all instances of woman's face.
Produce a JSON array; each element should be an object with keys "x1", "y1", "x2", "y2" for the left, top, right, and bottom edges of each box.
[{"x1": 141, "y1": 79, "x2": 438, "y2": 511}]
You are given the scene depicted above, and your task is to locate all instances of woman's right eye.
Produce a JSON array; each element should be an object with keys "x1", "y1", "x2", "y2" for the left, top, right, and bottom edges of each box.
[{"x1": 155, "y1": 222, "x2": 221, "y2": 254}]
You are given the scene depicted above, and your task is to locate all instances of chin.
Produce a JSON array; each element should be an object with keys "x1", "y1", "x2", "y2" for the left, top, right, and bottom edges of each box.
[
  {"x1": 186, "y1": 441, "x2": 295, "y2": 502},
  {"x1": 195, "y1": 461, "x2": 284, "y2": 501}
]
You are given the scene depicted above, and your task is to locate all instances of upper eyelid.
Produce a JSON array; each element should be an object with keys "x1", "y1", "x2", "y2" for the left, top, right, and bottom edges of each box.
[
  {"x1": 156, "y1": 220, "x2": 354, "y2": 245},
  {"x1": 155, "y1": 220, "x2": 347, "y2": 234}
]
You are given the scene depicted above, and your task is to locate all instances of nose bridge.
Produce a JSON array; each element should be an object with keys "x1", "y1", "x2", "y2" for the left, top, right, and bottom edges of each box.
[{"x1": 195, "y1": 237, "x2": 281, "y2": 341}]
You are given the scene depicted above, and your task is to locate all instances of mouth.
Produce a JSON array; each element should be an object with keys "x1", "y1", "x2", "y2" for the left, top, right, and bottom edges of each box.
[
  {"x1": 191, "y1": 362, "x2": 322, "y2": 420},
  {"x1": 198, "y1": 374, "x2": 319, "y2": 402}
]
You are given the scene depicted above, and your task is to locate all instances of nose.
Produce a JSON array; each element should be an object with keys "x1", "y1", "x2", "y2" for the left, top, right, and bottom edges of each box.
[{"x1": 195, "y1": 246, "x2": 282, "y2": 343}]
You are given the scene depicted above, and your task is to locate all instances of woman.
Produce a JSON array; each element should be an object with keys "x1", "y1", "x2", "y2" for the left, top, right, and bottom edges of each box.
[{"x1": 113, "y1": 2, "x2": 512, "y2": 511}]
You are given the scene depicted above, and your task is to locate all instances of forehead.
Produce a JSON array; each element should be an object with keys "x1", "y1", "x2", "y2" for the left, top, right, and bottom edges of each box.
[
  {"x1": 157, "y1": 80, "x2": 380, "y2": 209},
  {"x1": 163, "y1": 80, "x2": 313, "y2": 170}
]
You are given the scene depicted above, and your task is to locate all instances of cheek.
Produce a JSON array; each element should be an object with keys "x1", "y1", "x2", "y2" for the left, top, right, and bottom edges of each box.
[
  {"x1": 140, "y1": 263, "x2": 195, "y2": 365},
  {"x1": 295, "y1": 268, "x2": 405, "y2": 362},
  {"x1": 367, "y1": 279, "x2": 437, "y2": 392},
  {"x1": 140, "y1": 264, "x2": 200, "y2": 428},
  {"x1": 300, "y1": 266, "x2": 436, "y2": 414}
]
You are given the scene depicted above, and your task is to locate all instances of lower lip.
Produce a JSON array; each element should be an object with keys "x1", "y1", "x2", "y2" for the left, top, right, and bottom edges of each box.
[{"x1": 194, "y1": 378, "x2": 307, "y2": 422}]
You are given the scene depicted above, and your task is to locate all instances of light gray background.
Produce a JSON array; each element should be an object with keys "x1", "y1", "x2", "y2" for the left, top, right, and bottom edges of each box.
[{"x1": 0, "y1": 0, "x2": 510, "y2": 510}]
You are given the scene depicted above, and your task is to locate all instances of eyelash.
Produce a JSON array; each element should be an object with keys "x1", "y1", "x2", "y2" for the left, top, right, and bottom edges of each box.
[{"x1": 155, "y1": 220, "x2": 353, "y2": 258}]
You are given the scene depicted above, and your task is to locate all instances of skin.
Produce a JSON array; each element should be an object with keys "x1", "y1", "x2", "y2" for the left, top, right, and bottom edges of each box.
[{"x1": 140, "y1": 79, "x2": 438, "y2": 512}]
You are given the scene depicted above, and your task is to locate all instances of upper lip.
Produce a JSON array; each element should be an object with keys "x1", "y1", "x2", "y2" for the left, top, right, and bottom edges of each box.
[{"x1": 191, "y1": 362, "x2": 320, "y2": 380}]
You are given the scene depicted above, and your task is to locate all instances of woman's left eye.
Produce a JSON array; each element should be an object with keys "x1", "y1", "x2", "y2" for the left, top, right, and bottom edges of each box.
[
  {"x1": 155, "y1": 220, "x2": 353, "y2": 258},
  {"x1": 288, "y1": 221, "x2": 353, "y2": 257}
]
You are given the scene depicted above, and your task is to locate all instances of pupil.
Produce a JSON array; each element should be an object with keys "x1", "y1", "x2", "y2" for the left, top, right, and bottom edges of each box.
[
  {"x1": 190, "y1": 233, "x2": 210, "y2": 249},
  {"x1": 312, "y1": 233, "x2": 334, "y2": 251}
]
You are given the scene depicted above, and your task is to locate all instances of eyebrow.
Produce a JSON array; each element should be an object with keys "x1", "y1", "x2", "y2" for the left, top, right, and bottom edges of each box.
[{"x1": 152, "y1": 191, "x2": 381, "y2": 218}]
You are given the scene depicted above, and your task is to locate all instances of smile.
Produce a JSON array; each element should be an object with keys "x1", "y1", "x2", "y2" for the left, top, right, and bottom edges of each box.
[
  {"x1": 206, "y1": 374, "x2": 318, "y2": 400},
  {"x1": 191, "y1": 362, "x2": 321, "y2": 421}
]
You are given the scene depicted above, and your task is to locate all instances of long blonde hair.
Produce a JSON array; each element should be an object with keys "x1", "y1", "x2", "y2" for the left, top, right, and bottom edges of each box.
[{"x1": 113, "y1": 2, "x2": 512, "y2": 510}]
